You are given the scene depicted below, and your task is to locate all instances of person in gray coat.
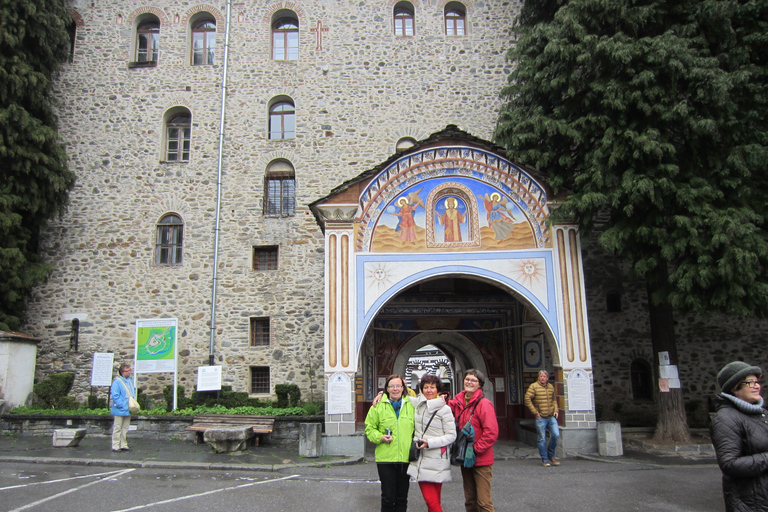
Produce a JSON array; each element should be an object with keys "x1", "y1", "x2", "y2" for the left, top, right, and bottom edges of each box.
[
  {"x1": 408, "y1": 374, "x2": 457, "y2": 512},
  {"x1": 710, "y1": 361, "x2": 768, "y2": 512}
]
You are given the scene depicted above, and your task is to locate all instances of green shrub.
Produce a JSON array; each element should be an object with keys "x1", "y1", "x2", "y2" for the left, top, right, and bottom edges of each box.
[
  {"x1": 33, "y1": 373, "x2": 75, "y2": 409},
  {"x1": 87, "y1": 395, "x2": 107, "y2": 409},
  {"x1": 163, "y1": 385, "x2": 192, "y2": 410},
  {"x1": 302, "y1": 401, "x2": 323, "y2": 416},
  {"x1": 223, "y1": 391, "x2": 250, "y2": 408},
  {"x1": 275, "y1": 384, "x2": 301, "y2": 408},
  {"x1": 58, "y1": 397, "x2": 80, "y2": 410}
]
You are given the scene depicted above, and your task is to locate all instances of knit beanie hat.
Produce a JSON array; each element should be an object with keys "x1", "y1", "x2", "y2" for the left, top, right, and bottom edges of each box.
[{"x1": 717, "y1": 361, "x2": 763, "y2": 394}]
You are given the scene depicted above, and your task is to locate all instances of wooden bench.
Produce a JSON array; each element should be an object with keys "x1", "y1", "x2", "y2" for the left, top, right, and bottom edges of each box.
[{"x1": 186, "y1": 415, "x2": 275, "y2": 446}]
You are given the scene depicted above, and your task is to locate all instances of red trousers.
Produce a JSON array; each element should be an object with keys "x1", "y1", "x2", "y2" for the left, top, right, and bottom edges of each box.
[{"x1": 418, "y1": 481, "x2": 443, "y2": 512}]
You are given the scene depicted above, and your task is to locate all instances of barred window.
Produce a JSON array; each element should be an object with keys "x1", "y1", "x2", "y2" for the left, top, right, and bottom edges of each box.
[
  {"x1": 253, "y1": 246, "x2": 278, "y2": 270},
  {"x1": 250, "y1": 366, "x2": 270, "y2": 394},
  {"x1": 265, "y1": 159, "x2": 296, "y2": 216},
  {"x1": 250, "y1": 318, "x2": 270, "y2": 347}
]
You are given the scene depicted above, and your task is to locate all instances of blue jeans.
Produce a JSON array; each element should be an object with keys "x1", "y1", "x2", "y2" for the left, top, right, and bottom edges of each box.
[{"x1": 536, "y1": 416, "x2": 560, "y2": 462}]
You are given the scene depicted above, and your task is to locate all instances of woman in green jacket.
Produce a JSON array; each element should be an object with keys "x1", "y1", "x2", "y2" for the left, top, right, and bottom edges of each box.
[{"x1": 365, "y1": 374, "x2": 416, "y2": 512}]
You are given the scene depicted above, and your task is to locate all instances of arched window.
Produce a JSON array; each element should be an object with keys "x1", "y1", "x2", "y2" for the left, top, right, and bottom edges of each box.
[
  {"x1": 396, "y1": 137, "x2": 417, "y2": 151},
  {"x1": 191, "y1": 17, "x2": 216, "y2": 65},
  {"x1": 445, "y1": 3, "x2": 466, "y2": 36},
  {"x1": 265, "y1": 159, "x2": 296, "y2": 216},
  {"x1": 269, "y1": 100, "x2": 295, "y2": 140},
  {"x1": 165, "y1": 111, "x2": 191, "y2": 161},
  {"x1": 272, "y1": 15, "x2": 299, "y2": 60},
  {"x1": 394, "y1": 2, "x2": 415, "y2": 36},
  {"x1": 155, "y1": 214, "x2": 183, "y2": 264},
  {"x1": 630, "y1": 359, "x2": 654, "y2": 400},
  {"x1": 135, "y1": 17, "x2": 160, "y2": 62}
]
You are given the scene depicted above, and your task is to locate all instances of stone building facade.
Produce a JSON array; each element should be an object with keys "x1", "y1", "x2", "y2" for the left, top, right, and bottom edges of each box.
[{"x1": 18, "y1": 0, "x2": 768, "y2": 447}]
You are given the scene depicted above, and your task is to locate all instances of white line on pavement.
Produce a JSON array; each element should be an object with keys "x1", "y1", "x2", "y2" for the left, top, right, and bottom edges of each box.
[
  {"x1": 8, "y1": 469, "x2": 136, "y2": 512},
  {"x1": 0, "y1": 469, "x2": 128, "y2": 491},
  {"x1": 111, "y1": 474, "x2": 300, "y2": 512}
]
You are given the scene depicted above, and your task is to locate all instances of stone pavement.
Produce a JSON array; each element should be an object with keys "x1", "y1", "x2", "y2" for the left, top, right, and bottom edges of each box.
[{"x1": 0, "y1": 432, "x2": 716, "y2": 472}]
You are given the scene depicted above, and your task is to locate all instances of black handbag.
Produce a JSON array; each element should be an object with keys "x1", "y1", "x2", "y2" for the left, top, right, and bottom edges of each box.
[
  {"x1": 450, "y1": 399, "x2": 482, "y2": 466},
  {"x1": 410, "y1": 409, "x2": 439, "y2": 462}
]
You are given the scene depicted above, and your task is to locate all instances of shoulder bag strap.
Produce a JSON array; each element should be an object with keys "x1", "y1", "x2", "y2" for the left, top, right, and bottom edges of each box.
[
  {"x1": 118, "y1": 378, "x2": 135, "y2": 399},
  {"x1": 422, "y1": 409, "x2": 439, "y2": 434}
]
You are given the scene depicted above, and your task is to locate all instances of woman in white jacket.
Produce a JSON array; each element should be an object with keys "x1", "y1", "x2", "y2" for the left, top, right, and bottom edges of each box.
[{"x1": 408, "y1": 374, "x2": 457, "y2": 512}]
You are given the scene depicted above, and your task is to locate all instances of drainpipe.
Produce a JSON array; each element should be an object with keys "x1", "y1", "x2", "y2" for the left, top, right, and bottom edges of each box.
[{"x1": 208, "y1": 0, "x2": 232, "y2": 366}]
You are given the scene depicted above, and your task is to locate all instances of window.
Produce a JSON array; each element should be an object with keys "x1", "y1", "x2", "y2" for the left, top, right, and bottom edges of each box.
[
  {"x1": 253, "y1": 246, "x2": 278, "y2": 270},
  {"x1": 136, "y1": 18, "x2": 160, "y2": 62},
  {"x1": 606, "y1": 291, "x2": 622, "y2": 312},
  {"x1": 251, "y1": 366, "x2": 270, "y2": 394},
  {"x1": 66, "y1": 21, "x2": 76, "y2": 63},
  {"x1": 630, "y1": 359, "x2": 654, "y2": 400},
  {"x1": 191, "y1": 18, "x2": 216, "y2": 65},
  {"x1": 394, "y1": 2, "x2": 414, "y2": 36},
  {"x1": 166, "y1": 113, "x2": 191, "y2": 161},
  {"x1": 265, "y1": 159, "x2": 296, "y2": 216},
  {"x1": 155, "y1": 214, "x2": 183, "y2": 264},
  {"x1": 272, "y1": 16, "x2": 298, "y2": 60},
  {"x1": 269, "y1": 100, "x2": 295, "y2": 140},
  {"x1": 69, "y1": 318, "x2": 79, "y2": 351},
  {"x1": 445, "y1": 4, "x2": 466, "y2": 36},
  {"x1": 396, "y1": 137, "x2": 417, "y2": 151},
  {"x1": 250, "y1": 318, "x2": 270, "y2": 346}
]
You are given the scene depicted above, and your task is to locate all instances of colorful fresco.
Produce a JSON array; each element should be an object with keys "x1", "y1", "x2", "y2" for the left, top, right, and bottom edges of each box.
[
  {"x1": 356, "y1": 146, "x2": 550, "y2": 253},
  {"x1": 371, "y1": 177, "x2": 537, "y2": 252}
]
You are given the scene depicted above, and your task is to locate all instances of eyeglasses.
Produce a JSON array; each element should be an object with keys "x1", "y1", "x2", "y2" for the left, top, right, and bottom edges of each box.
[
  {"x1": 387, "y1": 385, "x2": 403, "y2": 390},
  {"x1": 464, "y1": 378, "x2": 478, "y2": 383},
  {"x1": 741, "y1": 380, "x2": 763, "y2": 389}
]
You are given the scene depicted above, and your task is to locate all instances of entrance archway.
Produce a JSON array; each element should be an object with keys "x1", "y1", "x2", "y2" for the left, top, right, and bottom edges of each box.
[{"x1": 311, "y1": 126, "x2": 597, "y2": 455}]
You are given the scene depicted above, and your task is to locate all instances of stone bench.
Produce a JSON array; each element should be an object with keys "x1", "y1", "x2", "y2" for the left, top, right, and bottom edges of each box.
[
  {"x1": 52, "y1": 428, "x2": 87, "y2": 447},
  {"x1": 203, "y1": 426, "x2": 254, "y2": 453},
  {"x1": 187, "y1": 414, "x2": 275, "y2": 446}
]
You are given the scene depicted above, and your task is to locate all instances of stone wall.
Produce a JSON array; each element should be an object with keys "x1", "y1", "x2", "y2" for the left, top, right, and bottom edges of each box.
[
  {"x1": 24, "y1": 0, "x2": 518, "y2": 401},
  {"x1": 581, "y1": 226, "x2": 768, "y2": 428}
]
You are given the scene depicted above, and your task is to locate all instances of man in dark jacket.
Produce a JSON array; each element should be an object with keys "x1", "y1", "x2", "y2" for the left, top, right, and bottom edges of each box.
[{"x1": 710, "y1": 361, "x2": 768, "y2": 512}]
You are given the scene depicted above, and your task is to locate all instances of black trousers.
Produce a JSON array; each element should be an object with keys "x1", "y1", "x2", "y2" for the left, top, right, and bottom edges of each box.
[{"x1": 377, "y1": 462, "x2": 410, "y2": 512}]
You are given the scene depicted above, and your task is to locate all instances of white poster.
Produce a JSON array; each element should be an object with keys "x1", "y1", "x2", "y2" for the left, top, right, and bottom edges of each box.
[
  {"x1": 566, "y1": 368, "x2": 592, "y2": 411},
  {"x1": 91, "y1": 353, "x2": 114, "y2": 387},
  {"x1": 327, "y1": 372, "x2": 352, "y2": 415},
  {"x1": 197, "y1": 365, "x2": 222, "y2": 392}
]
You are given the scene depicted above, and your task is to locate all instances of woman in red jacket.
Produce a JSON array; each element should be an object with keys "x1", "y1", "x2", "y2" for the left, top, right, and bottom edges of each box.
[{"x1": 448, "y1": 369, "x2": 499, "y2": 512}]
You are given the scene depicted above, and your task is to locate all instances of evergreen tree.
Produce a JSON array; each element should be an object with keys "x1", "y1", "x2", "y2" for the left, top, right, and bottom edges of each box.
[
  {"x1": 0, "y1": 1, "x2": 75, "y2": 331},
  {"x1": 496, "y1": 0, "x2": 768, "y2": 442}
]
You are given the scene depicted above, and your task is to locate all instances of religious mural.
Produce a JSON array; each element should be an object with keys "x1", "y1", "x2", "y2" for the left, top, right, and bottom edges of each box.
[{"x1": 370, "y1": 177, "x2": 537, "y2": 253}]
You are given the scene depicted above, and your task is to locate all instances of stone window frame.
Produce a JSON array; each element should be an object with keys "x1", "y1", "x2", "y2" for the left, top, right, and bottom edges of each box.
[
  {"x1": 394, "y1": 2, "x2": 415, "y2": 36},
  {"x1": 264, "y1": 159, "x2": 296, "y2": 217},
  {"x1": 163, "y1": 107, "x2": 192, "y2": 162},
  {"x1": 444, "y1": 2, "x2": 466, "y2": 36},
  {"x1": 155, "y1": 214, "x2": 184, "y2": 265},
  {"x1": 250, "y1": 317, "x2": 270, "y2": 347},
  {"x1": 272, "y1": 12, "x2": 299, "y2": 61},
  {"x1": 250, "y1": 366, "x2": 270, "y2": 394},
  {"x1": 190, "y1": 14, "x2": 216, "y2": 66},
  {"x1": 253, "y1": 245, "x2": 279, "y2": 271}
]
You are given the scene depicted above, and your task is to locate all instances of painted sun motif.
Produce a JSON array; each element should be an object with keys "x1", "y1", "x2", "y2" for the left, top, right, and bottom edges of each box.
[
  {"x1": 511, "y1": 259, "x2": 546, "y2": 292},
  {"x1": 365, "y1": 262, "x2": 399, "y2": 295}
]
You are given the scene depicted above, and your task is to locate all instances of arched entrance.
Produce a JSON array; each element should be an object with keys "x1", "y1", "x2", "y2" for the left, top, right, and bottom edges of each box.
[{"x1": 310, "y1": 126, "x2": 597, "y2": 455}]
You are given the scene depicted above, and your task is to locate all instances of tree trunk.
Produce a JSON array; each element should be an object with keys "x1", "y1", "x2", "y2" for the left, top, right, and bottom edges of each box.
[{"x1": 646, "y1": 263, "x2": 692, "y2": 444}]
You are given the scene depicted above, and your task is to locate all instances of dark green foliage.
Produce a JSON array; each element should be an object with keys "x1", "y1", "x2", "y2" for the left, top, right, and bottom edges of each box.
[
  {"x1": 87, "y1": 394, "x2": 107, "y2": 409},
  {"x1": 33, "y1": 372, "x2": 74, "y2": 408},
  {"x1": 136, "y1": 388, "x2": 149, "y2": 410},
  {"x1": 496, "y1": 0, "x2": 768, "y2": 316},
  {"x1": 274, "y1": 384, "x2": 301, "y2": 408},
  {"x1": 0, "y1": 0, "x2": 76, "y2": 330},
  {"x1": 222, "y1": 391, "x2": 250, "y2": 408},
  {"x1": 57, "y1": 396, "x2": 78, "y2": 410},
  {"x1": 162, "y1": 384, "x2": 192, "y2": 410}
]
